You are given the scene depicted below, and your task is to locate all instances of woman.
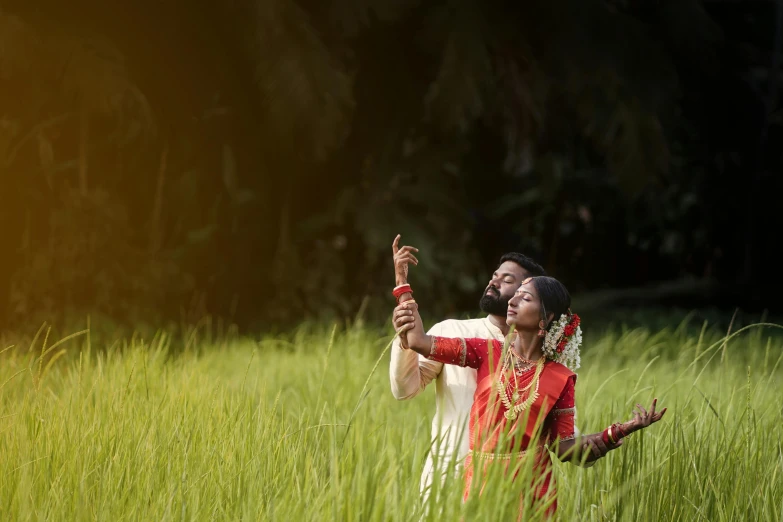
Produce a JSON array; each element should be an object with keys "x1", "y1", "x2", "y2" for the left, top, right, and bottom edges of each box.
[{"x1": 392, "y1": 239, "x2": 666, "y2": 517}]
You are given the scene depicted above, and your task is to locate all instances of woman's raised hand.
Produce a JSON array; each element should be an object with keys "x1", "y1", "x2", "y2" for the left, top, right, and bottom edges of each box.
[{"x1": 392, "y1": 234, "x2": 419, "y2": 286}]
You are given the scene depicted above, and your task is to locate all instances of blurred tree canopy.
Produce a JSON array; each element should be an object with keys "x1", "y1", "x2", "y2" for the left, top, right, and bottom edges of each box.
[{"x1": 0, "y1": 0, "x2": 780, "y2": 330}]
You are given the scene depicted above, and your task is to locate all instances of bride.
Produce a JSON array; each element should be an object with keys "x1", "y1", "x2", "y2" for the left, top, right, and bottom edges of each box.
[{"x1": 392, "y1": 237, "x2": 667, "y2": 517}]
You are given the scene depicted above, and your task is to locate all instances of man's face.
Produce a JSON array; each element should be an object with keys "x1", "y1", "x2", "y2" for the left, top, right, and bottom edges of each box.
[{"x1": 479, "y1": 261, "x2": 529, "y2": 316}]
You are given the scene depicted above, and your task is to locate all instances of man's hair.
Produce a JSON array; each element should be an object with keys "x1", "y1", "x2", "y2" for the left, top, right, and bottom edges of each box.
[
  {"x1": 531, "y1": 276, "x2": 571, "y2": 329},
  {"x1": 498, "y1": 252, "x2": 547, "y2": 277}
]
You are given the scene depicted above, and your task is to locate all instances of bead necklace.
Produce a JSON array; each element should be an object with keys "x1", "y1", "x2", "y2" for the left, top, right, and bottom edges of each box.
[{"x1": 510, "y1": 349, "x2": 537, "y2": 373}]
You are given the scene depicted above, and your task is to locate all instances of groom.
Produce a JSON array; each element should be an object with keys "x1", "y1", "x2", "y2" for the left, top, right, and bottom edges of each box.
[{"x1": 389, "y1": 236, "x2": 617, "y2": 501}]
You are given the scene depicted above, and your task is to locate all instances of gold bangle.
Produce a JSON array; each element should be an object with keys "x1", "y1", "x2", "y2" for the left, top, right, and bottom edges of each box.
[{"x1": 607, "y1": 425, "x2": 617, "y2": 445}]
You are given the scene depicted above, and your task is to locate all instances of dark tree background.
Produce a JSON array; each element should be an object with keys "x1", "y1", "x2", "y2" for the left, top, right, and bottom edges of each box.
[{"x1": 0, "y1": 0, "x2": 781, "y2": 331}]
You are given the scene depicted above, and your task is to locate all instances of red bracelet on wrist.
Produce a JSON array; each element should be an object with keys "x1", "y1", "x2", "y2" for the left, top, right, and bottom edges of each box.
[
  {"x1": 393, "y1": 284, "x2": 412, "y2": 301},
  {"x1": 601, "y1": 423, "x2": 625, "y2": 446}
]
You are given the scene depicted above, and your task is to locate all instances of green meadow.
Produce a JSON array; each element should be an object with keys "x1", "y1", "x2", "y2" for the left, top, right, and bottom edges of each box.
[{"x1": 1, "y1": 318, "x2": 782, "y2": 521}]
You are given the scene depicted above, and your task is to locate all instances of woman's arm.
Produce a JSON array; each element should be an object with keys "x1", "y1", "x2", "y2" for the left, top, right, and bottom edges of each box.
[
  {"x1": 554, "y1": 399, "x2": 667, "y2": 464},
  {"x1": 545, "y1": 377, "x2": 616, "y2": 465},
  {"x1": 391, "y1": 234, "x2": 419, "y2": 349},
  {"x1": 390, "y1": 235, "x2": 488, "y2": 367},
  {"x1": 554, "y1": 435, "x2": 612, "y2": 465},
  {"x1": 544, "y1": 376, "x2": 593, "y2": 463},
  {"x1": 389, "y1": 234, "x2": 442, "y2": 357},
  {"x1": 395, "y1": 301, "x2": 488, "y2": 369},
  {"x1": 394, "y1": 300, "x2": 432, "y2": 356}
]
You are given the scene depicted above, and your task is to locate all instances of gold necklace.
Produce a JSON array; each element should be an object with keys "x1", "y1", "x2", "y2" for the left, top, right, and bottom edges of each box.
[
  {"x1": 511, "y1": 349, "x2": 536, "y2": 365},
  {"x1": 509, "y1": 349, "x2": 537, "y2": 373},
  {"x1": 496, "y1": 356, "x2": 545, "y2": 420}
]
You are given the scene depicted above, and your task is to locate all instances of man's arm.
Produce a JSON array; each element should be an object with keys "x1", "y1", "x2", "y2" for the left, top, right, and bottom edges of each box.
[
  {"x1": 389, "y1": 321, "x2": 444, "y2": 400},
  {"x1": 388, "y1": 234, "x2": 443, "y2": 399}
]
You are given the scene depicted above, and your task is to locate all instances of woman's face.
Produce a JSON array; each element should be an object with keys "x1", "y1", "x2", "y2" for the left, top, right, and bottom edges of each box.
[{"x1": 506, "y1": 278, "x2": 542, "y2": 331}]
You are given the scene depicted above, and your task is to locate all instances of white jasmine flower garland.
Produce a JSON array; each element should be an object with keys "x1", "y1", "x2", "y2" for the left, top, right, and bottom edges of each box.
[{"x1": 542, "y1": 313, "x2": 582, "y2": 371}]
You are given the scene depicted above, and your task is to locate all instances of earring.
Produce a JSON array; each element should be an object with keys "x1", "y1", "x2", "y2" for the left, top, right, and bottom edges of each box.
[{"x1": 537, "y1": 320, "x2": 547, "y2": 338}]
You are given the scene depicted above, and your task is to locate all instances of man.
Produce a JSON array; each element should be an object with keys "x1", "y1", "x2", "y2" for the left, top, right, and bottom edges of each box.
[{"x1": 389, "y1": 236, "x2": 617, "y2": 501}]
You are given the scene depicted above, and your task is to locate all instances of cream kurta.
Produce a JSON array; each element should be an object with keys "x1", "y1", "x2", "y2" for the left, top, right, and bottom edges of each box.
[{"x1": 389, "y1": 316, "x2": 505, "y2": 500}]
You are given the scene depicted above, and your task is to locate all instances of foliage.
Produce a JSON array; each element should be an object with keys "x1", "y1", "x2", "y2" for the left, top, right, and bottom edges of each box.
[
  {"x1": 1, "y1": 319, "x2": 782, "y2": 520},
  {"x1": 0, "y1": 1, "x2": 779, "y2": 328}
]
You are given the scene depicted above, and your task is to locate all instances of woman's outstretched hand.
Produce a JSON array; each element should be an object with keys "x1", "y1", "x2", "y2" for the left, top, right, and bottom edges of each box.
[
  {"x1": 392, "y1": 234, "x2": 419, "y2": 286},
  {"x1": 627, "y1": 398, "x2": 667, "y2": 434}
]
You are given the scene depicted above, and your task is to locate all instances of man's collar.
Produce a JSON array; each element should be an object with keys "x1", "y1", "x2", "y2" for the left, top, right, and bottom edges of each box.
[{"x1": 482, "y1": 315, "x2": 506, "y2": 338}]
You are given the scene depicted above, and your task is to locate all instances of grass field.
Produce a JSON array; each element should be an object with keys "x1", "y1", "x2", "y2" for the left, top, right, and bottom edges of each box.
[{"x1": 1, "y1": 317, "x2": 782, "y2": 521}]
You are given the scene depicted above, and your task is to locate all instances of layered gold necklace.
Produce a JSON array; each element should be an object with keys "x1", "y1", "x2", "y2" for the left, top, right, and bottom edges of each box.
[{"x1": 496, "y1": 347, "x2": 546, "y2": 420}]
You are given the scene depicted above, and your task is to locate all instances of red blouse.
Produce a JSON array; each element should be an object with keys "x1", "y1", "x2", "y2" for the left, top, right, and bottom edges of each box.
[{"x1": 429, "y1": 336, "x2": 576, "y2": 444}]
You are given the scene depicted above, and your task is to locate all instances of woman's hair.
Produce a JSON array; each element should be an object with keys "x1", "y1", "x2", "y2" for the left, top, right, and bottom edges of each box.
[{"x1": 531, "y1": 276, "x2": 571, "y2": 328}]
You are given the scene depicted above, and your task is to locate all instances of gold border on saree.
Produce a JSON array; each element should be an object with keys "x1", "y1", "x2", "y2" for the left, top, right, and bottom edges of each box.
[{"x1": 472, "y1": 449, "x2": 531, "y2": 461}]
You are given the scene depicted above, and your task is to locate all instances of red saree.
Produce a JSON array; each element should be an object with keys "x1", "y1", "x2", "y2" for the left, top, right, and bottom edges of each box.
[{"x1": 428, "y1": 336, "x2": 576, "y2": 517}]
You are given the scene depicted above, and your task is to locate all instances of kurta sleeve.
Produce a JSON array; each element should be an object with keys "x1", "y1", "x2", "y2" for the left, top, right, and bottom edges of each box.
[
  {"x1": 427, "y1": 336, "x2": 492, "y2": 369},
  {"x1": 389, "y1": 323, "x2": 446, "y2": 400},
  {"x1": 547, "y1": 375, "x2": 577, "y2": 443}
]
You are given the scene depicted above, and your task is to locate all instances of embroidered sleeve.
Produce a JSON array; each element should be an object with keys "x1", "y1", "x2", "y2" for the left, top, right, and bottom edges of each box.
[
  {"x1": 547, "y1": 375, "x2": 576, "y2": 443},
  {"x1": 428, "y1": 337, "x2": 488, "y2": 369}
]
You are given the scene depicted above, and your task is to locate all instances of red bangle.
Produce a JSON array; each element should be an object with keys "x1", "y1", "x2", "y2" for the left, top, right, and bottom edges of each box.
[
  {"x1": 393, "y1": 284, "x2": 412, "y2": 300},
  {"x1": 601, "y1": 424, "x2": 623, "y2": 446}
]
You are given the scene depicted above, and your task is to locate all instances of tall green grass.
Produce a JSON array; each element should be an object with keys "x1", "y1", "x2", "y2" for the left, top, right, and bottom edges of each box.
[{"x1": 1, "y1": 319, "x2": 782, "y2": 521}]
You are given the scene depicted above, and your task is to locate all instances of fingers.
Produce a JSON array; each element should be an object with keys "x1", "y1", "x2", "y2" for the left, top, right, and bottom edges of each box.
[
  {"x1": 393, "y1": 302, "x2": 417, "y2": 314},
  {"x1": 393, "y1": 314, "x2": 415, "y2": 329},
  {"x1": 400, "y1": 301, "x2": 418, "y2": 312},
  {"x1": 590, "y1": 440, "x2": 603, "y2": 458},
  {"x1": 396, "y1": 245, "x2": 420, "y2": 255},
  {"x1": 396, "y1": 252, "x2": 419, "y2": 266},
  {"x1": 632, "y1": 400, "x2": 668, "y2": 427},
  {"x1": 634, "y1": 405, "x2": 648, "y2": 425},
  {"x1": 396, "y1": 322, "x2": 415, "y2": 335},
  {"x1": 582, "y1": 437, "x2": 604, "y2": 459},
  {"x1": 395, "y1": 247, "x2": 420, "y2": 260},
  {"x1": 583, "y1": 439, "x2": 601, "y2": 459},
  {"x1": 652, "y1": 407, "x2": 667, "y2": 423},
  {"x1": 393, "y1": 308, "x2": 414, "y2": 321},
  {"x1": 392, "y1": 234, "x2": 400, "y2": 254},
  {"x1": 592, "y1": 437, "x2": 610, "y2": 455}
]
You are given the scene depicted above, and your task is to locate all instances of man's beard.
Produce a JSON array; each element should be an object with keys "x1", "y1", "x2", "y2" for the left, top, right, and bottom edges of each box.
[{"x1": 479, "y1": 288, "x2": 510, "y2": 316}]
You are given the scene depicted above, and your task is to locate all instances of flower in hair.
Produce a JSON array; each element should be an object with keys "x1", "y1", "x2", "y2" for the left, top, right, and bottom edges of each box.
[{"x1": 542, "y1": 313, "x2": 582, "y2": 370}]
